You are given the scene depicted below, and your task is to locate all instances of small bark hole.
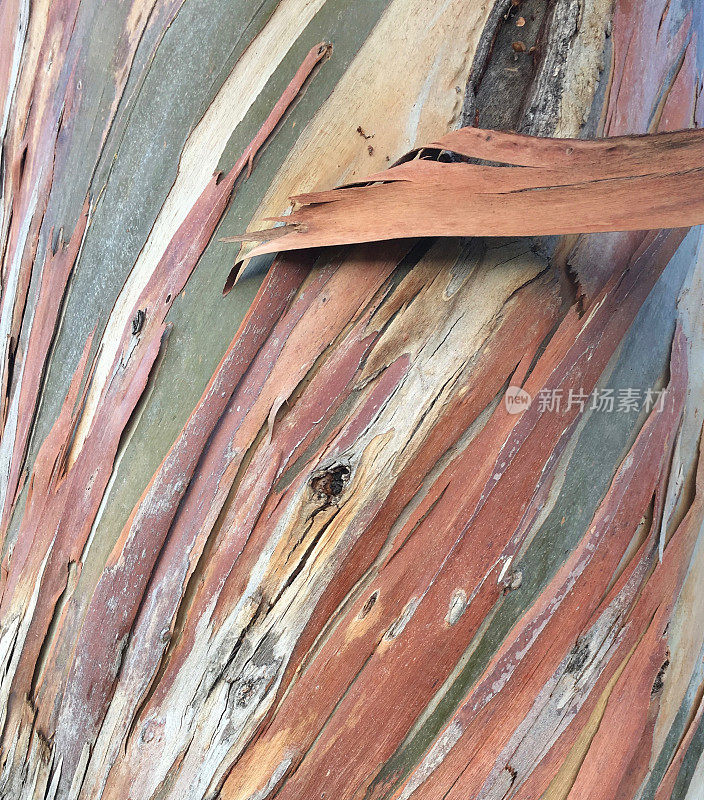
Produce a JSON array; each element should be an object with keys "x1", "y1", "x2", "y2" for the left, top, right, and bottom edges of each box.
[
  {"x1": 359, "y1": 590, "x2": 379, "y2": 619},
  {"x1": 310, "y1": 465, "x2": 350, "y2": 501}
]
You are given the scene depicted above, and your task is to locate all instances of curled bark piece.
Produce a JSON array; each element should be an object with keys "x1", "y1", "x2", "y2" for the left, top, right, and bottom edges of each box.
[{"x1": 228, "y1": 127, "x2": 704, "y2": 260}]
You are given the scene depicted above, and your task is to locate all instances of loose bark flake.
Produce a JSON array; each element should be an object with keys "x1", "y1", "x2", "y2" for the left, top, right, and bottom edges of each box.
[{"x1": 233, "y1": 126, "x2": 704, "y2": 259}]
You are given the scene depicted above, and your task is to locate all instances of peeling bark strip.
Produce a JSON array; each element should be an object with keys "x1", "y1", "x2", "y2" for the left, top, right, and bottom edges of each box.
[
  {"x1": 1, "y1": 0, "x2": 704, "y2": 799},
  {"x1": 384, "y1": 328, "x2": 691, "y2": 800},
  {"x1": 233, "y1": 126, "x2": 704, "y2": 258},
  {"x1": 215, "y1": 226, "x2": 686, "y2": 800}
]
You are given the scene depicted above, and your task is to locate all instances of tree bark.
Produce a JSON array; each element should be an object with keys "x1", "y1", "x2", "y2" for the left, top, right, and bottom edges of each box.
[{"x1": 0, "y1": 1, "x2": 703, "y2": 799}]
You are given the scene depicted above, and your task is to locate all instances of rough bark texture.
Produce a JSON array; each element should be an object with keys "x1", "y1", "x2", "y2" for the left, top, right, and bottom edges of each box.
[{"x1": 0, "y1": 1, "x2": 703, "y2": 800}]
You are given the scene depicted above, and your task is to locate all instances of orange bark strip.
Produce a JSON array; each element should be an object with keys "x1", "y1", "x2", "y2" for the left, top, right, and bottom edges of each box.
[
  {"x1": 240, "y1": 42, "x2": 331, "y2": 180},
  {"x1": 232, "y1": 127, "x2": 704, "y2": 259}
]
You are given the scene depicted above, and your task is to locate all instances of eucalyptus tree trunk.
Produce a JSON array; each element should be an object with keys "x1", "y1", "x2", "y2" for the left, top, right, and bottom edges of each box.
[{"x1": 0, "y1": 1, "x2": 703, "y2": 799}]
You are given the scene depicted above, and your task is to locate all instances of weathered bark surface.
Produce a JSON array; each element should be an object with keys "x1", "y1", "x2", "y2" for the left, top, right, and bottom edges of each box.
[{"x1": 0, "y1": 1, "x2": 703, "y2": 799}]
